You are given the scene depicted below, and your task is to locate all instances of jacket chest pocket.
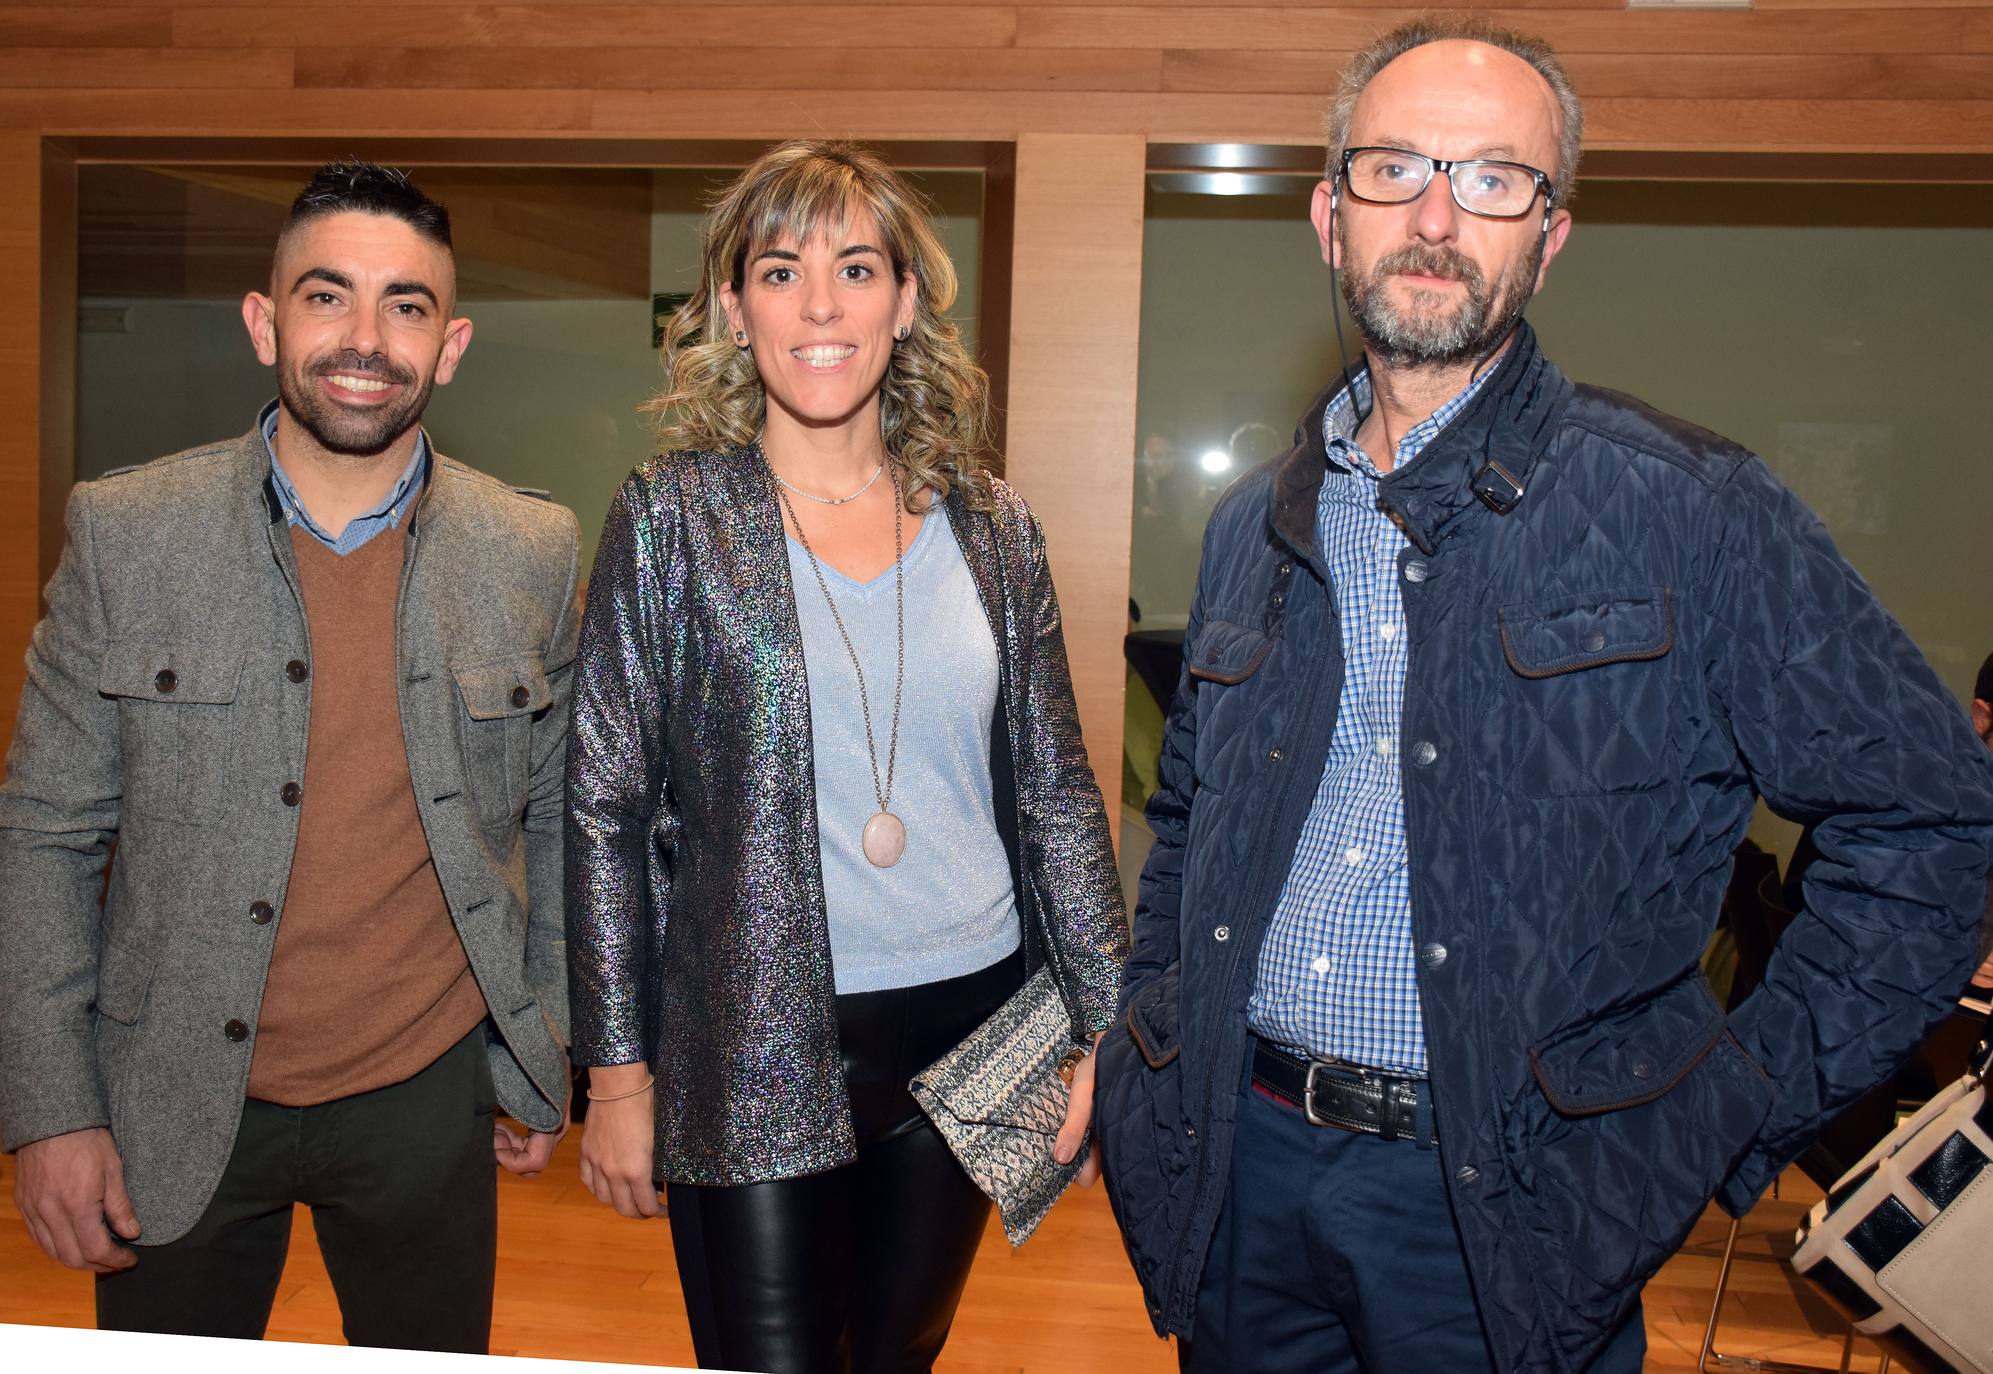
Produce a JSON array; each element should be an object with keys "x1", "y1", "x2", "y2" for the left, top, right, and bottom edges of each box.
[
  {"x1": 452, "y1": 654, "x2": 552, "y2": 830},
  {"x1": 97, "y1": 645, "x2": 246, "y2": 824},
  {"x1": 1186, "y1": 617, "x2": 1274, "y2": 795},
  {"x1": 1497, "y1": 586, "x2": 1678, "y2": 799}
]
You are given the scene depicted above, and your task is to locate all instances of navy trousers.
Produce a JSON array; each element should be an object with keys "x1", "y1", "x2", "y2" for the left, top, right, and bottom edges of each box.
[{"x1": 1180, "y1": 1060, "x2": 1646, "y2": 1374}]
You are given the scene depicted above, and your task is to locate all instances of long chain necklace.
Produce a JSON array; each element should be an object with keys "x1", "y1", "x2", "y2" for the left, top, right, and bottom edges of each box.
[
  {"x1": 771, "y1": 459, "x2": 886, "y2": 507},
  {"x1": 773, "y1": 460, "x2": 908, "y2": 869}
]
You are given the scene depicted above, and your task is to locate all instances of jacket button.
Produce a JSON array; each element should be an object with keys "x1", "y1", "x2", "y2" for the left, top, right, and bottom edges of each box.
[
  {"x1": 1631, "y1": 1056, "x2": 1655, "y2": 1080},
  {"x1": 1581, "y1": 630, "x2": 1606, "y2": 654},
  {"x1": 224, "y1": 1019, "x2": 249, "y2": 1042},
  {"x1": 1269, "y1": 590, "x2": 1286, "y2": 609},
  {"x1": 510, "y1": 684, "x2": 531, "y2": 709},
  {"x1": 250, "y1": 900, "x2": 275, "y2": 925},
  {"x1": 154, "y1": 669, "x2": 177, "y2": 694},
  {"x1": 1276, "y1": 561, "x2": 1292, "y2": 577},
  {"x1": 1404, "y1": 560, "x2": 1429, "y2": 584},
  {"x1": 1455, "y1": 1164, "x2": 1480, "y2": 1186},
  {"x1": 285, "y1": 659, "x2": 309, "y2": 684},
  {"x1": 1419, "y1": 941, "x2": 1449, "y2": 968},
  {"x1": 1411, "y1": 740, "x2": 1438, "y2": 767},
  {"x1": 1214, "y1": 925, "x2": 1231, "y2": 942},
  {"x1": 280, "y1": 781, "x2": 302, "y2": 807},
  {"x1": 1268, "y1": 748, "x2": 1283, "y2": 762}
]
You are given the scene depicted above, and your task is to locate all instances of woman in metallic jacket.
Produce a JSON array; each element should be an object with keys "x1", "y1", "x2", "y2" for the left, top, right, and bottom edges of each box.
[{"x1": 564, "y1": 140, "x2": 1127, "y2": 1373}]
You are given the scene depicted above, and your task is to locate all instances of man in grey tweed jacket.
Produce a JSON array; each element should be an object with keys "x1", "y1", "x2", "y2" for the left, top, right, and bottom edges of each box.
[{"x1": 0, "y1": 163, "x2": 578, "y2": 1349}]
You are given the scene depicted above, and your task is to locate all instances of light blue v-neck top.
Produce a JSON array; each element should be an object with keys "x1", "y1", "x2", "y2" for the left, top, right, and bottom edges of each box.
[{"x1": 786, "y1": 511, "x2": 1021, "y2": 994}]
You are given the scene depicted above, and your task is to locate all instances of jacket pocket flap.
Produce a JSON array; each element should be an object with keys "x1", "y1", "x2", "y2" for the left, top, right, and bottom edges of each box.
[
  {"x1": 452, "y1": 655, "x2": 552, "y2": 721},
  {"x1": 1499, "y1": 586, "x2": 1673, "y2": 679},
  {"x1": 1187, "y1": 619, "x2": 1272, "y2": 685},
  {"x1": 97, "y1": 644, "x2": 244, "y2": 705},
  {"x1": 1529, "y1": 973, "x2": 1726, "y2": 1117},
  {"x1": 1124, "y1": 969, "x2": 1181, "y2": 1070},
  {"x1": 95, "y1": 946, "x2": 154, "y2": 1026}
]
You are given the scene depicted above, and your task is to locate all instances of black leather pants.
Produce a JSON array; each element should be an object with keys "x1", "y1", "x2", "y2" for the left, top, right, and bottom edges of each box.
[{"x1": 667, "y1": 949, "x2": 1025, "y2": 1374}]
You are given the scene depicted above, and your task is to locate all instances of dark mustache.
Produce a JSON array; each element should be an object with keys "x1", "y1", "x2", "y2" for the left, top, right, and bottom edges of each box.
[
  {"x1": 308, "y1": 351, "x2": 414, "y2": 386},
  {"x1": 1375, "y1": 245, "x2": 1484, "y2": 289}
]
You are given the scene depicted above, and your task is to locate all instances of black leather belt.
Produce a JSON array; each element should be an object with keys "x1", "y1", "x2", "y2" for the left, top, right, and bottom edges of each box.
[{"x1": 1251, "y1": 1038, "x2": 1435, "y2": 1143}]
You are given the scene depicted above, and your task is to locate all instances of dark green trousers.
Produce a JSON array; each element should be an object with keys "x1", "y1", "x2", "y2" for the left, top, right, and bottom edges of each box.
[{"x1": 95, "y1": 1023, "x2": 499, "y2": 1351}]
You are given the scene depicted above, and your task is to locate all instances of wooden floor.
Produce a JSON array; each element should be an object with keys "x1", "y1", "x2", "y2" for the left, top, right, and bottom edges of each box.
[{"x1": 0, "y1": 1137, "x2": 1890, "y2": 1372}]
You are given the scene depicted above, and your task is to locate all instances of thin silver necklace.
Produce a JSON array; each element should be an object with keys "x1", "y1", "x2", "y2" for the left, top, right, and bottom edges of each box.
[
  {"x1": 771, "y1": 459, "x2": 885, "y2": 507},
  {"x1": 773, "y1": 462, "x2": 908, "y2": 869}
]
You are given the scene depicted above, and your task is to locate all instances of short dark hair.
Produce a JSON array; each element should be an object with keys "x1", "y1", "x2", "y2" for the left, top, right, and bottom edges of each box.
[
  {"x1": 1976, "y1": 651, "x2": 1993, "y2": 705},
  {"x1": 282, "y1": 160, "x2": 452, "y2": 250}
]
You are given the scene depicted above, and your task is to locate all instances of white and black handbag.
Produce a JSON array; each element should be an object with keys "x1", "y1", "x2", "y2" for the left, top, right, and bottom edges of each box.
[{"x1": 1791, "y1": 1029, "x2": 1993, "y2": 1373}]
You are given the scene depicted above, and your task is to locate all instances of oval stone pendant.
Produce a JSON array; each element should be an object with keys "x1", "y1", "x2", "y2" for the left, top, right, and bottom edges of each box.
[{"x1": 862, "y1": 811, "x2": 907, "y2": 868}]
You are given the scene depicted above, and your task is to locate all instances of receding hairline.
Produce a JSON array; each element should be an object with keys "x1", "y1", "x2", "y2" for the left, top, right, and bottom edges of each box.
[{"x1": 1350, "y1": 38, "x2": 1569, "y2": 161}]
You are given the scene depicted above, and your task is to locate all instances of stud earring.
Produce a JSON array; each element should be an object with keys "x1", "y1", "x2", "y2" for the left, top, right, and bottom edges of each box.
[
  {"x1": 734, "y1": 330, "x2": 749, "y2": 346},
  {"x1": 894, "y1": 326, "x2": 909, "y2": 342}
]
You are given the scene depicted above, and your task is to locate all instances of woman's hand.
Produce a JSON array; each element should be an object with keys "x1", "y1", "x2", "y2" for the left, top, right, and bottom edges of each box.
[
  {"x1": 1053, "y1": 1031, "x2": 1109, "y2": 1187},
  {"x1": 578, "y1": 1064, "x2": 661, "y2": 1219}
]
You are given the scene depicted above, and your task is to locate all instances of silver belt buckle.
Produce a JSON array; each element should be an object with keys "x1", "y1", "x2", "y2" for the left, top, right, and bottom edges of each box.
[{"x1": 1302, "y1": 1058, "x2": 1353, "y2": 1129}]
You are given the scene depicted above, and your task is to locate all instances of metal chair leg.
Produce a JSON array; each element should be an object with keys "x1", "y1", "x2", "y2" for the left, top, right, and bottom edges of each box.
[{"x1": 1699, "y1": 1207, "x2": 1884, "y2": 1373}]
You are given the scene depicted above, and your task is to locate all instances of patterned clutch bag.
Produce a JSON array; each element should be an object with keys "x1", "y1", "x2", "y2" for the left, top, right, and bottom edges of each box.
[{"x1": 910, "y1": 966, "x2": 1090, "y2": 1245}]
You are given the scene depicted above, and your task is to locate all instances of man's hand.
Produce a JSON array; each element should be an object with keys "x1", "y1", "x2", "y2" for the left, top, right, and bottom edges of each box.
[
  {"x1": 1054, "y1": 1031, "x2": 1109, "y2": 1188},
  {"x1": 577, "y1": 1064, "x2": 660, "y2": 1219},
  {"x1": 494, "y1": 1108, "x2": 569, "y2": 1177},
  {"x1": 14, "y1": 1127, "x2": 140, "y2": 1273}
]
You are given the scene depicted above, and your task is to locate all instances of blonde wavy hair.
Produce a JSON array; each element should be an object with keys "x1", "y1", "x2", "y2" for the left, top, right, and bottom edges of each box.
[{"x1": 645, "y1": 140, "x2": 995, "y2": 512}]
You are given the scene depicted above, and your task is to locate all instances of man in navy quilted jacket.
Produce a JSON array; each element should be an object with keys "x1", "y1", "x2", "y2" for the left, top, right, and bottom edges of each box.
[{"x1": 1094, "y1": 15, "x2": 1993, "y2": 1374}]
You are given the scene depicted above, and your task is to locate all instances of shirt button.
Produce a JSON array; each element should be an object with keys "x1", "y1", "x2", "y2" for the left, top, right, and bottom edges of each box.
[
  {"x1": 1420, "y1": 941, "x2": 1449, "y2": 968},
  {"x1": 154, "y1": 669, "x2": 177, "y2": 694},
  {"x1": 1344, "y1": 846, "x2": 1366, "y2": 866},
  {"x1": 1374, "y1": 736, "x2": 1393, "y2": 757},
  {"x1": 285, "y1": 659, "x2": 309, "y2": 684},
  {"x1": 1455, "y1": 1164, "x2": 1481, "y2": 1186},
  {"x1": 249, "y1": 900, "x2": 275, "y2": 925},
  {"x1": 280, "y1": 781, "x2": 302, "y2": 807},
  {"x1": 1404, "y1": 560, "x2": 1429, "y2": 584},
  {"x1": 1310, "y1": 955, "x2": 1332, "y2": 974},
  {"x1": 1214, "y1": 925, "x2": 1231, "y2": 942},
  {"x1": 1412, "y1": 741, "x2": 1438, "y2": 767},
  {"x1": 510, "y1": 684, "x2": 531, "y2": 709},
  {"x1": 1378, "y1": 623, "x2": 1397, "y2": 641},
  {"x1": 224, "y1": 1019, "x2": 249, "y2": 1043}
]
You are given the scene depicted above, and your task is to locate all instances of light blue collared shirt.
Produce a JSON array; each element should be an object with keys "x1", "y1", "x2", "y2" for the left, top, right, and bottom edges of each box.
[
  {"x1": 1246, "y1": 357, "x2": 1502, "y2": 1074},
  {"x1": 260, "y1": 400, "x2": 427, "y2": 556}
]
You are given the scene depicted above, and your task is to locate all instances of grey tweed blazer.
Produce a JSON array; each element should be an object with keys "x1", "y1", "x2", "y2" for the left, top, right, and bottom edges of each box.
[{"x1": 0, "y1": 428, "x2": 581, "y2": 1245}]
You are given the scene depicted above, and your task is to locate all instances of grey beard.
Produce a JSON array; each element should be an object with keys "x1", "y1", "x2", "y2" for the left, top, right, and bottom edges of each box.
[{"x1": 1340, "y1": 234, "x2": 1541, "y2": 370}]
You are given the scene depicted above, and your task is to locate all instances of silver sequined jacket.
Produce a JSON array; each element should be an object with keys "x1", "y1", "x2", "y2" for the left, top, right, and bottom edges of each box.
[{"x1": 565, "y1": 445, "x2": 1128, "y2": 1186}]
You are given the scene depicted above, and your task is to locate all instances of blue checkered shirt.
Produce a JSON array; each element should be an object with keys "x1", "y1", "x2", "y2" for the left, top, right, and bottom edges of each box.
[
  {"x1": 260, "y1": 400, "x2": 426, "y2": 555},
  {"x1": 1246, "y1": 360, "x2": 1501, "y2": 1075}
]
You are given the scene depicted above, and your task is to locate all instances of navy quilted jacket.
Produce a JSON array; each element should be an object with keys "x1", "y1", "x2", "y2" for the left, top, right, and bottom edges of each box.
[{"x1": 1096, "y1": 323, "x2": 1993, "y2": 1373}]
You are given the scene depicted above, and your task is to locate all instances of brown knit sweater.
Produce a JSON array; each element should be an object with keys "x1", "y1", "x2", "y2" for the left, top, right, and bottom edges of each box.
[{"x1": 247, "y1": 524, "x2": 488, "y2": 1104}]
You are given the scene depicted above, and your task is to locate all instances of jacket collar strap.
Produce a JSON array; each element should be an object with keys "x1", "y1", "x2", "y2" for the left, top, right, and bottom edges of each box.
[{"x1": 1378, "y1": 321, "x2": 1572, "y2": 556}]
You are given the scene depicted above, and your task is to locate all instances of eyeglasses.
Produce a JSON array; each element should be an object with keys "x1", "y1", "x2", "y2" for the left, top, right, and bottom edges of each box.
[{"x1": 1339, "y1": 147, "x2": 1556, "y2": 220}]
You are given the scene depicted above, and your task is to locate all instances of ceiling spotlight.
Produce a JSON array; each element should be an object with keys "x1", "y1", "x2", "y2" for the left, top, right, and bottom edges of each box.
[{"x1": 1199, "y1": 449, "x2": 1232, "y2": 474}]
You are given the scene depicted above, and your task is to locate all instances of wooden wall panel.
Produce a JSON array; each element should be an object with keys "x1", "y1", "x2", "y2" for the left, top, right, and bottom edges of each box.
[
  {"x1": 1001, "y1": 134, "x2": 1145, "y2": 846},
  {"x1": 0, "y1": 133, "x2": 40, "y2": 765}
]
